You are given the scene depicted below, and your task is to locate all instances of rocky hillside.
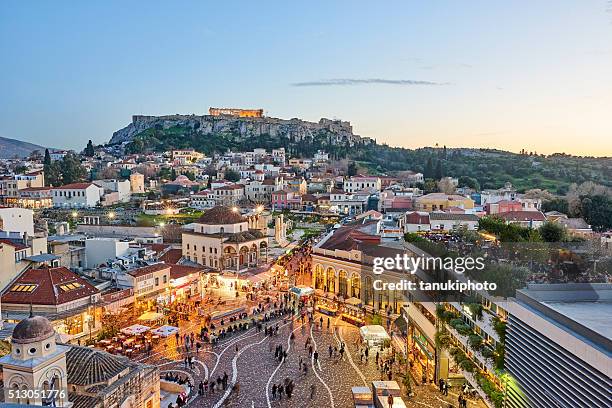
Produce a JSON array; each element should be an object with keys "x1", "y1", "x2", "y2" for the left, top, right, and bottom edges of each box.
[
  {"x1": 0, "y1": 136, "x2": 49, "y2": 159},
  {"x1": 109, "y1": 114, "x2": 373, "y2": 147}
]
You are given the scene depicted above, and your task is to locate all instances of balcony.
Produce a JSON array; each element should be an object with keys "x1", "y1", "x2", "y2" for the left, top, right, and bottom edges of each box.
[{"x1": 446, "y1": 324, "x2": 495, "y2": 373}]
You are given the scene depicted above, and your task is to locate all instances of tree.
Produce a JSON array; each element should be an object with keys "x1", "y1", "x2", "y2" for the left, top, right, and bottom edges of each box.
[
  {"x1": 458, "y1": 176, "x2": 480, "y2": 191},
  {"x1": 539, "y1": 221, "x2": 566, "y2": 242},
  {"x1": 581, "y1": 195, "x2": 612, "y2": 232},
  {"x1": 347, "y1": 161, "x2": 357, "y2": 176},
  {"x1": 225, "y1": 169, "x2": 240, "y2": 182},
  {"x1": 424, "y1": 157, "x2": 434, "y2": 179},
  {"x1": 44, "y1": 149, "x2": 51, "y2": 166},
  {"x1": 84, "y1": 140, "x2": 95, "y2": 157},
  {"x1": 435, "y1": 160, "x2": 443, "y2": 179},
  {"x1": 423, "y1": 179, "x2": 437, "y2": 194},
  {"x1": 437, "y1": 178, "x2": 456, "y2": 194},
  {"x1": 44, "y1": 162, "x2": 62, "y2": 186},
  {"x1": 60, "y1": 153, "x2": 87, "y2": 184}
]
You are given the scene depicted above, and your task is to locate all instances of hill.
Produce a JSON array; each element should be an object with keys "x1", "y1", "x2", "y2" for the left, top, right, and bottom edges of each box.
[
  {"x1": 0, "y1": 136, "x2": 49, "y2": 159},
  {"x1": 109, "y1": 115, "x2": 611, "y2": 193}
]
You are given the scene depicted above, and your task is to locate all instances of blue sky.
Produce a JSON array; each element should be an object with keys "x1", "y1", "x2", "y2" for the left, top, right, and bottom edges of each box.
[{"x1": 1, "y1": 1, "x2": 611, "y2": 156}]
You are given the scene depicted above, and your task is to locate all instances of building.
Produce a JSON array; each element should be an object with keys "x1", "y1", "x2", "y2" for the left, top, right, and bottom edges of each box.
[
  {"x1": 182, "y1": 206, "x2": 268, "y2": 272},
  {"x1": 1, "y1": 266, "x2": 101, "y2": 339},
  {"x1": 0, "y1": 314, "x2": 160, "y2": 408},
  {"x1": 0, "y1": 171, "x2": 45, "y2": 203},
  {"x1": 51, "y1": 183, "x2": 104, "y2": 208},
  {"x1": 343, "y1": 176, "x2": 382, "y2": 193},
  {"x1": 403, "y1": 211, "x2": 432, "y2": 233},
  {"x1": 11, "y1": 186, "x2": 53, "y2": 209},
  {"x1": 171, "y1": 149, "x2": 205, "y2": 164},
  {"x1": 122, "y1": 263, "x2": 171, "y2": 312},
  {"x1": 93, "y1": 179, "x2": 131, "y2": 203},
  {"x1": 84, "y1": 238, "x2": 131, "y2": 269},
  {"x1": 208, "y1": 107, "x2": 263, "y2": 117},
  {"x1": 485, "y1": 199, "x2": 523, "y2": 215},
  {"x1": 245, "y1": 179, "x2": 280, "y2": 202},
  {"x1": 0, "y1": 207, "x2": 34, "y2": 236},
  {"x1": 329, "y1": 191, "x2": 368, "y2": 215},
  {"x1": 498, "y1": 210, "x2": 546, "y2": 229},
  {"x1": 505, "y1": 284, "x2": 612, "y2": 408},
  {"x1": 190, "y1": 190, "x2": 216, "y2": 209},
  {"x1": 129, "y1": 171, "x2": 145, "y2": 193},
  {"x1": 414, "y1": 193, "x2": 475, "y2": 212},
  {"x1": 428, "y1": 212, "x2": 479, "y2": 231},
  {"x1": 213, "y1": 184, "x2": 245, "y2": 206},
  {"x1": 271, "y1": 190, "x2": 302, "y2": 210}
]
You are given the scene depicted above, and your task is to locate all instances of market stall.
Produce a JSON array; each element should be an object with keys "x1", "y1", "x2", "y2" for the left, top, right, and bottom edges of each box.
[
  {"x1": 316, "y1": 296, "x2": 338, "y2": 316},
  {"x1": 120, "y1": 324, "x2": 150, "y2": 336},
  {"x1": 342, "y1": 297, "x2": 365, "y2": 326},
  {"x1": 138, "y1": 311, "x2": 165, "y2": 323},
  {"x1": 360, "y1": 325, "x2": 391, "y2": 348},
  {"x1": 150, "y1": 325, "x2": 180, "y2": 338}
]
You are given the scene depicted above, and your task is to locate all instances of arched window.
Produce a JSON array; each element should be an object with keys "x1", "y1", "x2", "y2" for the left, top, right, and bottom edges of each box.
[
  {"x1": 351, "y1": 276, "x2": 361, "y2": 299},
  {"x1": 314, "y1": 265, "x2": 324, "y2": 290},
  {"x1": 325, "y1": 267, "x2": 335, "y2": 293},
  {"x1": 338, "y1": 271, "x2": 348, "y2": 298}
]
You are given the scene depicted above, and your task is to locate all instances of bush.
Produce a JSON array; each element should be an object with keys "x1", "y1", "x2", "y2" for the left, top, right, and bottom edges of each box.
[
  {"x1": 459, "y1": 359, "x2": 476, "y2": 372},
  {"x1": 481, "y1": 346, "x2": 495, "y2": 360},
  {"x1": 468, "y1": 334, "x2": 483, "y2": 350}
]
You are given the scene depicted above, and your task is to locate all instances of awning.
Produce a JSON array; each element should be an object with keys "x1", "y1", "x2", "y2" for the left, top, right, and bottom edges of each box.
[
  {"x1": 245, "y1": 271, "x2": 273, "y2": 284},
  {"x1": 345, "y1": 297, "x2": 362, "y2": 307},
  {"x1": 121, "y1": 324, "x2": 150, "y2": 336},
  {"x1": 150, "y1": 325, "x2": 179, "y2": 337},
  {"x1": 413, "y1": 335, "x2": 434, "y2": 360},
  {"x1": 290, "y1": 286, "x2": 314, "y2": 297},
  {"x1": 138, "y1": 311, "x2": 165, "y2": 321}
]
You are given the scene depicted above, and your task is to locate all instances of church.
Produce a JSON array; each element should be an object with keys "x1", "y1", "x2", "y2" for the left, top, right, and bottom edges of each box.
[{"x1": 0, "y1": 313, "x2": 160, "y2": 408}]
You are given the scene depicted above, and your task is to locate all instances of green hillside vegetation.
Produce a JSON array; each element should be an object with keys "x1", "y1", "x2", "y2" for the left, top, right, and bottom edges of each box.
[{"x1": 123, "y1": 125, "x2": 611, "y2": 193}]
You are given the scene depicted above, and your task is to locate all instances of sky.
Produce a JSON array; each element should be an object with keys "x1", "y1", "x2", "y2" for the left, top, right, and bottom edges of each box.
[{"x1": 1, "y1": 1, "x2": 611, "y2": 156}]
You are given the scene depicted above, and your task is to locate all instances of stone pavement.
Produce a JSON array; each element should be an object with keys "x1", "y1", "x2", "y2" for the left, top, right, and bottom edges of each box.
[{"x1": 135, "y1": 309, "x2": 488, "y2": 408}]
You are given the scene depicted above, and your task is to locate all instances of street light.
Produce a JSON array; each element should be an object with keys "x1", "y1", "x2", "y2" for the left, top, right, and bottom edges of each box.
[
  {"x1": 256, "y1": 205, "x2": 264, "y2": 213},
  {"x1": 71, "y1": 211, "x2": 78, "y2": 218},
  {"x1": 108, "y1": 211, "x2": 116, "y2": 219},
  {"x1": 231, "y1": 206, "x2": 239, "y2": 213}
]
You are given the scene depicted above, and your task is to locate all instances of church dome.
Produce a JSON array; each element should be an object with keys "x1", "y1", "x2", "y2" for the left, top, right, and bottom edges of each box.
[
  {"x1": 12, "y1": 315, "x2": 56, "y2": 344},
  {"x1": 197, "y1": 206, "x2": 245, "y2": 225}
]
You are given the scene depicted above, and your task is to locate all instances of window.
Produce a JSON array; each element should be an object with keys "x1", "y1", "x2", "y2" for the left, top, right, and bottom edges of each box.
[
  {"x1": 10, "y1": 284, "x2": 37, "y2": 292},
  {"x1": 163, "y1": 275, "x2": 167, "y2": 284},
  {"x1": 58, "y1": 282, "x2": 83, "y2": 292},
  {"x1": 155, "y1": 277, "x2": 159, "y2": 286}
]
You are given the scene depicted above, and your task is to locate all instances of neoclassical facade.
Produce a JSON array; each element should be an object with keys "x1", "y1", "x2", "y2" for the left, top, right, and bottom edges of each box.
[
  {"x1": 182, "y1": 206, "x2": 268, "y2": 272},
  {"x1": 311, "y1": 220, "x2": 412, "y2": 315}
]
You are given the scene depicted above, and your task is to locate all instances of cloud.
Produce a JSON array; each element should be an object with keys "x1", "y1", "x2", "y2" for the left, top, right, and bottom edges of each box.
[{"x1": 291, "y1": 78, "x2": 449, "y2": 87}]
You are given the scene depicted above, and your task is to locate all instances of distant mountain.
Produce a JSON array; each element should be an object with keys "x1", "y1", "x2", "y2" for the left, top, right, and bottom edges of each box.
[{"x1": 0, "y1": 136, "x2": 49, "y2": 159}]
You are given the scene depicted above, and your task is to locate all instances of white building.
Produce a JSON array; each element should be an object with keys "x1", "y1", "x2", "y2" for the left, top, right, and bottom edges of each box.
[
  {"x1": 343, "y1": 176, "x2": 382, "y2": 193},
  {"x1": 93, "y1": 179, "x2": 131, "y2": 202},
  {"x1": 0, "y1": 207, "x2": 34, "y2": 236},
  {"x1": 85, "y1": 237, "x2": 130, "y2": 268},
  {"x1": 51, "y1": 183, "x2": 104, "y2": 208}
]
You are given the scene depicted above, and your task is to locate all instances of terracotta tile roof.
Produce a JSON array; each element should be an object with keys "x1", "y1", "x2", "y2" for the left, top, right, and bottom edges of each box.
[
  {"x1": 319, "y1": 220, "x2": 380, "y2": 251},
  {"x1": 0, "y1": 239, "x2": 29, "y2": 251},
  {"x1": 159, "y1": 248, "x2": 182, "y2": 264},
  {"x1": 499, "y1": 210, "x2": 546, "y2": 222},
  {"x1": 52, "y1": 182, "x2": 95, "y2": 190},
  {"x1": 170, "y1": 264, "x2": 205, "y2": 279},
  {"x1": 127, "y1": 263, "x2": 170, "y2": 277},
  {"x1": 1, "y1": 267, "x2": 99, "y2": 306}
]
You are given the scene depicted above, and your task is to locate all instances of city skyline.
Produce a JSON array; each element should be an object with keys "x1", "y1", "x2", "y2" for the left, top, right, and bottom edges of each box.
[{"x1": 1, "y1": 1, "x2": 612, "y2": 156}]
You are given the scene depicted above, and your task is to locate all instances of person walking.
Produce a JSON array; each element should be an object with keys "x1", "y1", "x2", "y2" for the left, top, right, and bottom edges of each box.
[
  {"x1": 328, "y1": 345, "x2": 333, "y2": 358},
  {"x1": 310, "y1": 383, "x2": 316, "y2": 399},
  {"x1": 313, "y1": 350, "x2": 319, "y2": 365}
]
